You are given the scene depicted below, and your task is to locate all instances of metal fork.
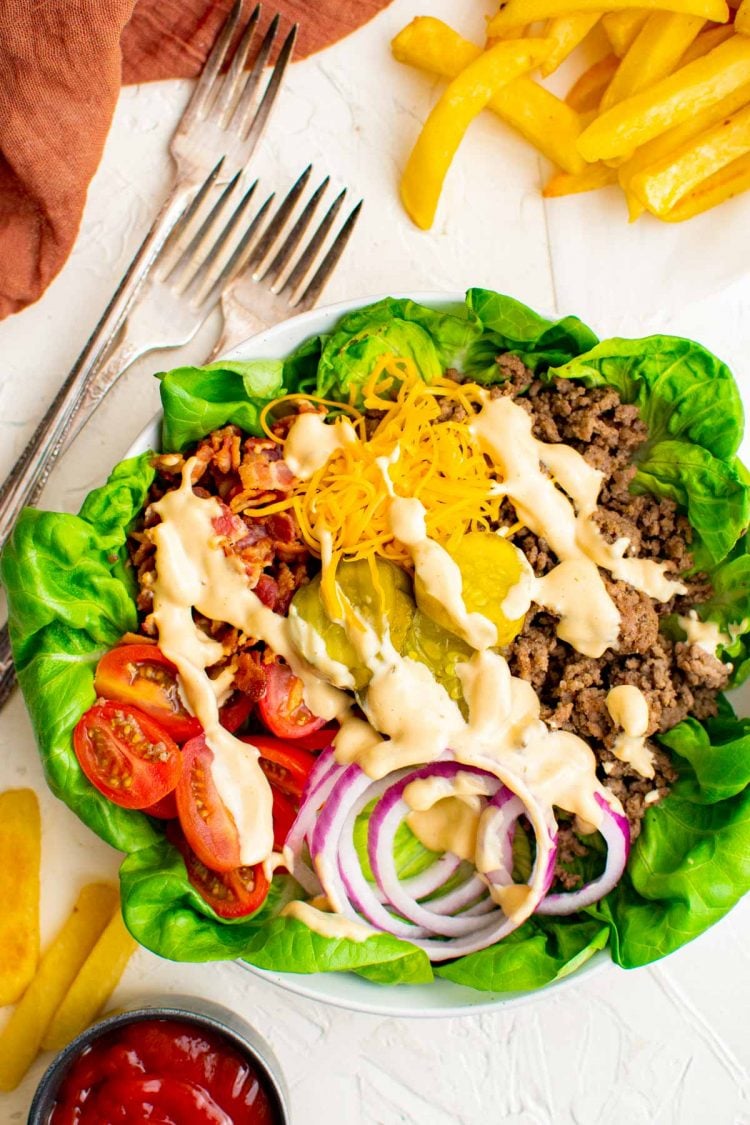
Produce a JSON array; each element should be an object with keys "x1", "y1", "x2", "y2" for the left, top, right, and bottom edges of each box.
[
  {"x1": 0, "y1": 174, "x2": 363, "y2": 707},
  {"x1": 0, "y1": 1, "x2": 295, "y2": 552}
]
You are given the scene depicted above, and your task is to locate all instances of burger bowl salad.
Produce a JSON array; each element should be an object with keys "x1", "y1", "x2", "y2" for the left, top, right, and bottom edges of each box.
[{"x1": 4, "y1": 290, "x2": 750, "y2": 996}]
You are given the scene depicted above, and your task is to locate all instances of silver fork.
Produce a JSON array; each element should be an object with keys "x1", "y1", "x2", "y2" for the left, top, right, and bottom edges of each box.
[
  {"x1": 0, "y1": 174, "x2": 363, "y2": 707},
  {"x1": 60, "y1": 168, "x2": 363, "y2": 444},
  {"x1": 0, "y1": 1, "x2": 295, "y2": 552}
]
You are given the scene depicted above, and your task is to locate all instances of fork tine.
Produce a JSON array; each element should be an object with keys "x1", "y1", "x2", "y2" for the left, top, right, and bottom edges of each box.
[
  {"x1": 215, "y1": 3, "x2": 262, "y2": 125},
  {"x1": 275, "y1": 187, "x2": 347, "y2": 296},
  {"x1": 256, "y1": 176, "x2": 330, "y2": 284},
  {"x1": 166, "y1": 170, "x2": 244, "y2": 290},
  {"x1": 158, "y1": 157, "x2": 226, "y2": 261},
  {"x1": 192, "y1": 189, "x2": 276, "y2": 308},
  {"x1": 294, "y1": 200, "x2": 364, "y2": 312},
  {"x1": 245, "y1": 165, "x2": 312, "y2": 270},
  {"x1": 241, "y1": 22, "x2": 297, "y2": 146},
  {"x1": 227, "y1": 13, "x2": 280, "y2": 137},
  {"x1": 179, "y1": 0, "x2": 244, "y2": 130}
]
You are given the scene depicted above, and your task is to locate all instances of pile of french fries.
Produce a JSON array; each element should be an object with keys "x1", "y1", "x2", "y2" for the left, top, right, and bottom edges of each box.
[
  {"x1": 0, "y1": 789, "x2": 136, "y2": 1091},
  {"x1": 393, "y1": 1, "x2": 750, "y2": 225}
]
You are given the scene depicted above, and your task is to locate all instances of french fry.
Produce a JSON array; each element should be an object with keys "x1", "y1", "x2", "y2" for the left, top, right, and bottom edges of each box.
[
  {"x1": 543, "y1": 163, "x2": 619, "y2": 195},
  {"x1": 0, "y1": 789, "x2": 40, "y2": 1006},
  {"x1": 737, "y1": 0, "x2": 750, "y2": 32},
  {"x1": 577, "y1": 35, "x2": 750, "y2": 161},
  {"x1": 599, "y1": 12, "x2": 706, "y2": 109},
  {"x1": 679, "y1": 23, "x2": 734, "y2": 63},
  {"x1": 602, "y1": 10, "x2": 650, "y2": 55},
  {"x1": 566, "y1": 54, "x2": 620, "y2": 112},
  {"x1": 42, "y1": 909, "x2": 137, "y2": 1052},
  {"x1": 661, "y1": 148, "x2": 750, "y2": 217},
  {"x1": 392, "y1": 18, "x2": 586, "y2": 174},
  {"x1": 630, "y1": 101, "x2": 750, "y2": 213},
  {"x1": 489, "y1": 0, "x2": 729, "y2": 39},
  {"x1": 0, "y1": 883, "x2": 118, "y2": 1092},
  {"x1": 540, "y1": 14, "x2": 602, "y2": 76},
  {"x1": 618, "y1": 79, "x2": 750, "y2": 188},
  {"x1": 400, "y1": 38, "x2": 553, "y2": 229}
]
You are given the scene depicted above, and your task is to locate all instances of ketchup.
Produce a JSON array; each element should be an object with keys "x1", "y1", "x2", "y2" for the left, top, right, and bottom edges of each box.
[{"x1": 49, "y1": 1018, "x2": 278, "y2": 1125}]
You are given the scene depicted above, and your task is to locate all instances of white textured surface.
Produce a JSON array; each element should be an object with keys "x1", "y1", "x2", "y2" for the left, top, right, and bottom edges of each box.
[{"x1": 0, "y1": 0, "x2": 749, "y2": 1119}]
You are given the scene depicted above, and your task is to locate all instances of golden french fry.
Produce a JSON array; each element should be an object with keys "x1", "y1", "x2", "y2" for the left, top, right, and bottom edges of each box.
[
  {"x1": 540, "y1": 13, "x2": 602, "y2": 76},
  {"x1": 566, "y1": 54, "x2": 620, "y2": 112},
  {"x1": 401, "y1": 38, "x2": 553, "y2": 229},
  {"x1": 577, "y1": 35, "x2": 750, "y2": 161},
  {"x1": 602, "y1": 10, "x2": 650, "y2": 55},
  {"x1": 600, "y1": 12, "x2": 705, "y2": 109},
  {"x1": 0, "y1": 789, "x2": 40, "y2": 1007},
  {"x1": 618, "y1": 79, "x2": 750, "y2": 189},
  {"x1": 0, "y1": 883, "x2": 118, "y2": 1092},
  {"x1": 679, "y1": 23, "x2": 734, "y2": 63},
  {"x1": 737, "y1": 0, "x2": 750, "y2": 32},
  {"x1": 392, "y1": 18, "x2": 586, "y2": 174},
  {"x1": 42, "y1": 910, "x2": 137, "y2": 1052},
  {"x1": 630, "y1": 101, "x2": 750, "y2": 213},
  {"x1": 543, "y1": 163, "x2": 619, "y2": 195},
  {"x1": 661, "y1": 149, "x2": 750, "y2": 217},
  {"x1": 489, "y1": 0, "x2": 728, "y2": 38}
]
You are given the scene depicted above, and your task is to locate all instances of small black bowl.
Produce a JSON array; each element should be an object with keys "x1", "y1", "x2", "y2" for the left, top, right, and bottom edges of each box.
[{"x1": 27, "y1": 994, "x2": 289, "y2": 1124}]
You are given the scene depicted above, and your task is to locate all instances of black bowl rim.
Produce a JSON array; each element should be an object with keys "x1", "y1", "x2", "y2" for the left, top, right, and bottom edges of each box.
[{"x1": 27, "y1": 996, "x2": 289, "y2": 1124}]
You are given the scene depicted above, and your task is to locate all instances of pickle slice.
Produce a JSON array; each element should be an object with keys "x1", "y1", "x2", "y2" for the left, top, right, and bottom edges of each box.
[{"x1": 414, "y1": 530, "x2": 527, "y2": 648}]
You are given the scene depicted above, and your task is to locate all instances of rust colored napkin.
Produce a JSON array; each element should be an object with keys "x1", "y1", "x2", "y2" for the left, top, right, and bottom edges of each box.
[{"x1": 0, "y1": 0, "x2": 392, "y2": 321}]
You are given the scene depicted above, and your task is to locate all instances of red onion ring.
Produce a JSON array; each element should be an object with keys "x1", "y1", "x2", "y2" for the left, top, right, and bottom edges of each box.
[{"x1": 535, "y1": 791, "x2": 630, "y2": 916}]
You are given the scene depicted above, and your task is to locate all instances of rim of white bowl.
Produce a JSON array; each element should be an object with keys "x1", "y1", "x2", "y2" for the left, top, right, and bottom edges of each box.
[{"x1": 124, "y1": 290, "x2": 616, "y2": 1018}]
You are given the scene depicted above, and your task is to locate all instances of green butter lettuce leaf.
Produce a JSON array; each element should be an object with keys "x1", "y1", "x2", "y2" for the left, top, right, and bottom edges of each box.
[
  {"x1": 437, "y1": 916, "x2": 609, "y2": 992},
  {"x1": 592, "y1": 705, "x2": 750, "y2": 968},
  {"x1": 120, "y1": 839, "x2": 432, "y2": 982},
  {"x1": 550, "y1": 335, "x2": 743, "y2": 461},
  {"x1": 465, "y1": 288, "x2": 599, "y2": 375},
  {"x1": 692, "y1": 538, "x2": 750, "y2": 686},
  {"x1": 631, "y1": 440, "x2": 750, "y2": 565},
  {"x1": 159, "y1": 359, "x2": 286, "y2": 450},
  {"x1": 0, "y1": 454, "x2": 160, "y2": 853},
  {"x1": 315, "y1": 297, "x2": 481, "y2": 401}
]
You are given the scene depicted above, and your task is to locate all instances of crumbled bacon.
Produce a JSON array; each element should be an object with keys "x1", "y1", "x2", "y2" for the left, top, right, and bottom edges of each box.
[
  {"x1": 234, "y1": 651, "x2": 268, "y2": 700},
  {"x1": 127, "y1": 417, "x2": 313, "y2": 673}
]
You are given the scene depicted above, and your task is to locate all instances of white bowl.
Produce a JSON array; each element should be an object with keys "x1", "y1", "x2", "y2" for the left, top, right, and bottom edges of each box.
[{"x1": 127, "y1": 290, "x2": 722, "y2": 1017}]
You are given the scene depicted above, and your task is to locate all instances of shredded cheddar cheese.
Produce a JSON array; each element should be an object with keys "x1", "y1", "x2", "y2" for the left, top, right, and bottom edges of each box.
[{"x1": 245, "y1": 357, "x2": 506, "y2": 615}]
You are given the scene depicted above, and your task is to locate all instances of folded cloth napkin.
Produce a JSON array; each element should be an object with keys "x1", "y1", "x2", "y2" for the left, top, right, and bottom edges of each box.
[{"x1": 0, "y1": 0, "x2": 391, "y2": 320}]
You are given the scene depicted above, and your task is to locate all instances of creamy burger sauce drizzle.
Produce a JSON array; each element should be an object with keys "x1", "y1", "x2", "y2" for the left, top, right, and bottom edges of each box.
[{"x1": 146, "y1": 390, "x2": 686, "y2": 930}]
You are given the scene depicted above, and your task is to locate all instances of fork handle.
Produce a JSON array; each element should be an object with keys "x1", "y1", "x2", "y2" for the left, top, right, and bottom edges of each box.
[{"x1": 0, "y1": 184, "x2": 191, "y2": 551}]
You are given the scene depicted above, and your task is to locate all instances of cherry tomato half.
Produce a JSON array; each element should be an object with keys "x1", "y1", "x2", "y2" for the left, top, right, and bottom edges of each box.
[
  {"x1": 241, "y1": 734, "x2": 316, "y2": 800},
  {"x1": 176, "y1": 736, "x2": 241, "y2": 872},
  {"x1": 144, "y1": 790, "x2": 179, "y2": 820},
  {"x1": 219, "y1": 691, "x2": 256, "y2": 734},
  {"x1": 271, "y1": 786, "x2": 297, "y2": 850},
  {"x1": 257, "y1": 659, "x2": 325, "y2": 740},
  {"x1": 73, "y1": 702, "x2": 182, "y2": 810},
  {"x1": 167, "y1": 824, "x2": 269, "y2": 919},
  {"x1": 94, "y1": 644, "x2": 202, "y2": 743}
]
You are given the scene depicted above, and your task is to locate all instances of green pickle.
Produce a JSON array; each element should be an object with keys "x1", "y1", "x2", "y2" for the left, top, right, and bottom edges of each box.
[
  {"x1": 414, "y1": 530, "x2": 526, "y2": 648},
  {"x1": 290, "y1": 559, "x2": 414, "y2": 690},
  {"x1": 291, "y1": 533, "x2": 525, "y2": 701},
  {"x1": 401, "y1": 608, "x2": 474, "y2": 705}
]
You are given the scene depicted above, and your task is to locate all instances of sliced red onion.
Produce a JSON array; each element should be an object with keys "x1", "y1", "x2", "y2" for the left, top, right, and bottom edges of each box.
[
  {"x1": 535, "y1": 791, "x2": 630, "y2": 916},
  {"x1": 367, "y1": 763, "x2": 502, "y2": 937},
  {"x1": 283, "y1": 752, "x2": 347, "y2": 894}
]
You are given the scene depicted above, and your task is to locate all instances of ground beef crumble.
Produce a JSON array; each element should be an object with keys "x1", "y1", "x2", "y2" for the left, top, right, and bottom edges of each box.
[{"x1": 490, "y1": 355, "x2": 731, "y2": 886}]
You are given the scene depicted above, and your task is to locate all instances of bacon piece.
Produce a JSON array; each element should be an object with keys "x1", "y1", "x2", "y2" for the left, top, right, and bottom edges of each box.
[{"x1": 235, "y1": 651, "x2": 268, "y2": 700}]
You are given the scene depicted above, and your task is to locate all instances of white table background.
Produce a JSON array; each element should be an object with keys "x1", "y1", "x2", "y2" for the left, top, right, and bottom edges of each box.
[{"x1": 1, "y1": 2, "x2": 749, "y2": 1121}]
